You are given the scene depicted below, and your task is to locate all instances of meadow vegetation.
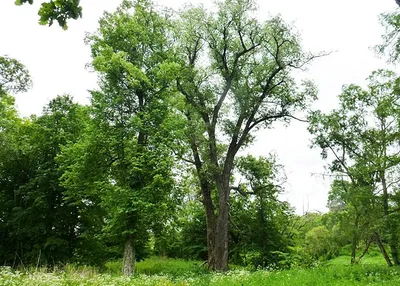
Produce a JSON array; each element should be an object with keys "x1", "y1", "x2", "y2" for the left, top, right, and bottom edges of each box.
[
  {"x1": 2, "y1": 256, "x2": 400, "y2": 285},
  {"x1": 3, "y1": 0, "x2": 400, "y2": 285}
]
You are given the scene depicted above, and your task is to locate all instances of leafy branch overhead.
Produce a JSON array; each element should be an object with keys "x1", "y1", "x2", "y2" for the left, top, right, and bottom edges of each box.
[
  {"x1": 15, "y1": 0, "x2": 82, "y2": 29},
  {"x1": 0, "y1": 55, "x2": 32, "y2": 94}
]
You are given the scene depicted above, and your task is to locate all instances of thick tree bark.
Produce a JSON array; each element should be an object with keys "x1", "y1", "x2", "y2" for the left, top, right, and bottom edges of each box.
[
  {"x1": 122, "y1": 235, "x2": 135, "y2": 276},
  {"x1": 374, "y1": 232, "x2": 393, "y2": 267},
  {"x1": 199, "y1": 180, "x2": 230, "y2": 271},
  {"x1": 201, "y1": 183, "x2": 217, "y2": 268},
  {"x1": 213, "y1": 187, "x2": 230, "y2": 271},
  {"x1": 198, "y1": 169, "x2": 230, "y2": 271}
]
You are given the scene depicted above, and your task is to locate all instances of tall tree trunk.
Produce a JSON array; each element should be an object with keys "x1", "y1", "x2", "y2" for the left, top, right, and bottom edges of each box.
[
  {"x1": 188, "y1": 114, "x2": 232, "y2": 271},
  {"x1": 202, "y1": 179, "x2": 230, "y2": 271},
  {"x1": 213, "y1": 189, "x2": 229, "y2": 271},
  {"x1": 201, "y1": 183, "x2": 217, "y2": 269},
  {"x1": 374, "y1": 231, "x2": 393, "y2": 267},
  {"x1": 122, "y1": 235, "x2": 135, "y2": 276}
]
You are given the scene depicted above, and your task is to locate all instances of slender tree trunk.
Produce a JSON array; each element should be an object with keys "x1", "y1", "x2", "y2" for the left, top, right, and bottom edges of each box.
[
  {"x1": 122, "y1": 235, "x2": 135, "y2": 276},
  {"x1": 389, "y1": 232, "x2": 400, "y2": 265},
  {"x1": 356, "y1": 237, "x2": 372, "y2": 264},
  {"x1": 350, "y1": 236, "x2": 357, "y2": 265},
  {"x1": 380, "y1": 171, "x2": 400, "y2": 265},
  {"x1": 374, "y1": 231, "x2": 393, "y2": 267},
  {"x1": 350, "y1": 215, "x2": 359, "y2": 265}
]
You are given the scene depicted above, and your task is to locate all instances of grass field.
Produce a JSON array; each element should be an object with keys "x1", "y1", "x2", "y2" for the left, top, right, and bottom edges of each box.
[{"x1": 1, "y1": 256, "x2": 400, "y2": 285}]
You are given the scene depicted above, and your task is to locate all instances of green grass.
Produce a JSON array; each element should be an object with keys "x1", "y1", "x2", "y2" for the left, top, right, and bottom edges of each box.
[
  {"x1": 326, "y1": 251, "x2": 388, "y2": 266},
  {"x1": 105, "y1": 256, "x2": 208, "y2": 276},
  {"x1": 2, "y1": 257, "x2": 400, "y2": 285}
]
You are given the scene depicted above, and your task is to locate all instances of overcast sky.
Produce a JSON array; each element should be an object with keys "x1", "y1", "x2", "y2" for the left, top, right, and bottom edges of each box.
[{"x1": 0, "y1": 0, "x2": 396, "y2": 214}]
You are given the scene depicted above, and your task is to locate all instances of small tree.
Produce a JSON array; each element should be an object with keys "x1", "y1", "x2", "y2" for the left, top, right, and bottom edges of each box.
[{"x1": 308, "y1": 70, "x2": 400, "y2": 266}]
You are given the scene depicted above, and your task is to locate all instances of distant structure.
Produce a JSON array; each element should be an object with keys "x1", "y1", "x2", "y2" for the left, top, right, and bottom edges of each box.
[{"x1": 397, "y1": 0, "x2": 400, "y2": 7}]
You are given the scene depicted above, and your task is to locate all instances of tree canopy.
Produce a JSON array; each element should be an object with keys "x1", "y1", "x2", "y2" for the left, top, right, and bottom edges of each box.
[{"x1": 3, "y1": 0, "x2": 400, "y2": 277}]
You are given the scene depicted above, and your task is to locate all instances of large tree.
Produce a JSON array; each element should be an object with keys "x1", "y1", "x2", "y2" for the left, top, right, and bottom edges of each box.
[
  {"x1": 60, "y1": 0, "x2": 181, "y2": 275},
  {"x1": 174, "y1": 0, "x2": 318, "y2": 270}
]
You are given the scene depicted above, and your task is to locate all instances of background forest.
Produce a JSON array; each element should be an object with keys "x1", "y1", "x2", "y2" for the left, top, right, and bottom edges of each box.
[{"x1": 2, "y1": 0, "x2": 400, "y2": 285}]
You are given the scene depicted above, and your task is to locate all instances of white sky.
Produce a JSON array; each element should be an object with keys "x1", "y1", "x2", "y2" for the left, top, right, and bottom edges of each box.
[{"x1": 0, "y1": 0, "x2": 396, "y2": 214}]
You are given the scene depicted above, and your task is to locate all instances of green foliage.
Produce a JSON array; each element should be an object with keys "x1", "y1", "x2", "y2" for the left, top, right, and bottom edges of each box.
[
  {"x1": 327, "y1": 252, "x2": 387, "y2": 266},
  {"x1": 0, "y1": 95, "x2": 89, "y2": 266},
  {"x1": 376, "y1": 10, "x2": 400, "y2": 62},
  {"x1": 58, "y1": 1, "x2": 183, "y2": 272},
  {"x1": 0, "y1": 55, "x2": 32, "y2": 94},
  {"x1": 15, "y1": 0, "x2": 82, "y2": 29},
  {"x1": 2, "y1": 263, "x2": 400, "y2": 285},
  {"x1": 173, "y1": 0, "x2": 318, "y2": 269},
  {"x1": 308, "y1": 69, "x2": 400, "y2": 265},
  {"x1": 104, "y1": 257, "x2": 207, "y2": 277},
  {"x1": 7, "y1": 0, "x2": 400, "y2": 275},
  {"x1": 304, "y1": 226, "x2": 339, "y2": 260},
  {"x1": 174, "y1": 201, "x2": 208, "y2": 261},
  {"x1": 229, "y1": 155, "x2": 295, "y2": 269}
]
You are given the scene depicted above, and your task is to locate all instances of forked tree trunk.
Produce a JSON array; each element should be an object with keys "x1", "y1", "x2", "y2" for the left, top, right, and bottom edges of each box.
[
  {"x1": 374, "y1": 232, "x2": 393, "y2": 267},
  {"x1": 122, "y1": 235, "x2": 136, "y2": 276},
  {"x1": 356, "y1": 237, "x2": 372, "y2": 264},
  {"x1": 190, "y1": 117, "x2": 233, "y2": 271}
]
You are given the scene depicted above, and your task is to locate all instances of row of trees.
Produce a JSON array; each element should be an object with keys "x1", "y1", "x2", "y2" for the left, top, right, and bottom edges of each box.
[
  {"x1": 2, "y1": 0, "x2": 400, "y2": 274},
  {"x1": 2, "y1": 0, "x2": 318, "y2": 273}
]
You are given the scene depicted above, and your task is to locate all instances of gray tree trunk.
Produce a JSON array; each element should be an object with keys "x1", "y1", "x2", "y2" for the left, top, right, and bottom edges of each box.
[{"x1": 122, "y1": 235, "x2": 135, "y2": 276}]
